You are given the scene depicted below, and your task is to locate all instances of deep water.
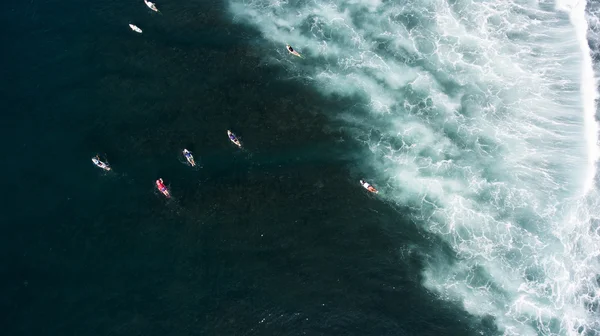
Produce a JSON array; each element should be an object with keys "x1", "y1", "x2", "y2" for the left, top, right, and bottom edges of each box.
[{"x1": 2, "y1": 0, "x2": 508, "y2": 335}]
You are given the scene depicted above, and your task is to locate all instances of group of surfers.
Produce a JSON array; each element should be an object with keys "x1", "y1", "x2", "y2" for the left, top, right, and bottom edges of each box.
[
  {"x1": 92, "y1": 130, "x2": 378, "y2": 197},
  {"x1": 110, "y1": 2, "x2": 376, "y2": 196}
]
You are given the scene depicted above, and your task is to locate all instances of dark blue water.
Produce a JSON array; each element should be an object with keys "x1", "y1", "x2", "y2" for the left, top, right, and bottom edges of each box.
[{"x1": 1, "y1": 0, "x2": 499, "y2": 334}]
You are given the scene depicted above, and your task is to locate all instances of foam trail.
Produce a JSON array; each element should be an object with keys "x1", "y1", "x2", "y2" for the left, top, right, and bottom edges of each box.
[
  {"x1": 227, "y1": 0, "x2": 600, "y2": 334},
  {"x1": 556, "y1": 0, "x2": 600, "y2": 193}
]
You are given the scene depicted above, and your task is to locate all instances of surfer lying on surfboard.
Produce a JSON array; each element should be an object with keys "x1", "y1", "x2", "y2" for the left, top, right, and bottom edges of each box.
[
  {"x1": 144, "y1": 0, "x2": 159, "y2": 12},
  {"x1": 360, "y1": 179, "x2": 378, "y2": 194},
  {"x1": 92, "y1": 155, "x2": 111, "y2": 171},
  {"x1": 129, "y1": 24, "x2": 142, "y2": 33},
  {"x1": 227, "y1": 130, "x2": 242, "y2": 148},
  {"x1": 183, "y1": 149, "x2": 196, "y2": 167},
  {"x1": 286, "y1": 44, "x2": 303, "y2": 58},
  {"x1": 156, "y1": 178, "x2": 170, "y2": 198}
]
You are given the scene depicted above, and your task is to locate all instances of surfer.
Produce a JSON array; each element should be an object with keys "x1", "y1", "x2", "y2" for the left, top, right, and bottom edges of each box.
[
  {"x1": 286, "y1": 44, "x2": 302, "y2": 58},
  {"x1": 92, "y1": 155, "x2": 111, "y2": 171},
  {"x1": 156, "y1": 178, "x2": 170, "y2": 198},
  {"x1": 144, "y1": 0, "x2": 159, "y2": 12},
  {"x1": 183, "y1": 149, "x2": 196, "y2": 166},
  {"x1": 129, "y1": 24, "x2": 142, "y2": 33},
  {"x1": 360, "y1": 179, "x2": 378, "y2": 194},
  {"x1": 227, "y1": 130, "x2": 242, "y2": 148}
]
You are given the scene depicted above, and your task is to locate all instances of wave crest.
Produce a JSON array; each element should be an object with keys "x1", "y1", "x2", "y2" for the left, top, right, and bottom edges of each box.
[{"x1": 228, "y1": 0, "x2": 600, "y2": 334}]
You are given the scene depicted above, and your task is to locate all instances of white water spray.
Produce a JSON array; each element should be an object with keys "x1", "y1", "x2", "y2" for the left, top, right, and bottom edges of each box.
[
  {"x1": 228, "y1": 0, "x2": 600, "y2": 334},
  {"x1": 556, "y1": 0, "x2": 600, "y2": 193}
]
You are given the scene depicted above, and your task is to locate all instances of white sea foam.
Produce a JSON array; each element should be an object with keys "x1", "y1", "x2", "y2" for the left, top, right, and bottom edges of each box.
[
  {"x1": 228, "y1": 0, "x2": 600, "y2": 334},
  {"x1": 556, "y1": 0, "x2": 600, "y2": 193}
]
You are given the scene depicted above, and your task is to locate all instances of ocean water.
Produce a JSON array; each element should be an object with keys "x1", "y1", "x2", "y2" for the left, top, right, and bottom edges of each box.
[
  {"x1": 2, "y1": 0, "x2": 600, "y2": 335},
  {"x1": 228, "y1": 0, "x2": 600, "y2": 334}
]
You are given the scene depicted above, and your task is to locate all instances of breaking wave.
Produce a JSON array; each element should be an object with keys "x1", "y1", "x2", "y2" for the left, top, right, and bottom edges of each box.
[{"x1": 227, "y1": 0, "x2": 600, "y2": 334}]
